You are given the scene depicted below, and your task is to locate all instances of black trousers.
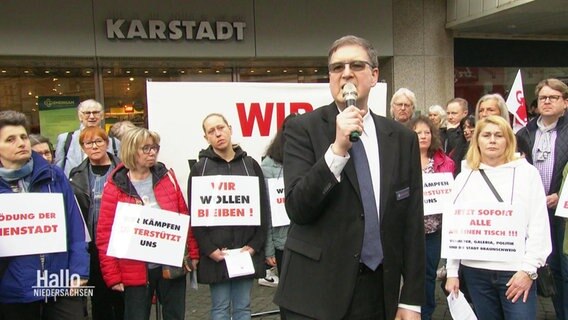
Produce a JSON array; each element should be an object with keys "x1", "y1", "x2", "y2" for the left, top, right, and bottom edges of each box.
[
  {"x1": 280, "y1": 264, "x2": 385, "y2": 320},
  {"x1": 89, "y1": 245, "x2": 124, "y2": 320},
  {"x1": 0, "y1": 297, "x2": 86, "y2": 320}
]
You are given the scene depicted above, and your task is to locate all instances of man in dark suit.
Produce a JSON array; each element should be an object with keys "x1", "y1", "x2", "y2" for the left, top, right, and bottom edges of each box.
[{"x1": 274, "y1": 35, "x2": 425, "y2": 320}]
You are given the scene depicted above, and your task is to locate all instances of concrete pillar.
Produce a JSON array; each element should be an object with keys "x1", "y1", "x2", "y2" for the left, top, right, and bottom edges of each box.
[{"x1": 388, "y1": 0, "x2": 454, "y2": 116}]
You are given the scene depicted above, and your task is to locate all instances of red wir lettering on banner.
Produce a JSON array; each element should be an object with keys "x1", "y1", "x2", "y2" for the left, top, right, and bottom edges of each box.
[
  {"x1": 236, "y1": 102, "x2": 313, "y2": 137},
  {"x1": 211, "y1": 182, "x2": 235, "y2": 190}
]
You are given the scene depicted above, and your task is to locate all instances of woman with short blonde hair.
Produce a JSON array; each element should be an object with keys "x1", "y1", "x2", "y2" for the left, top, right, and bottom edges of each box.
[
  {"x1": 119, "y1": 127, "x2": 160, "y2": 170},
  {"x1": 97, "y1": 126, "x2": 198, "y2": 320},
  {"x1": 466, "y1": 116, "x2": 517, "y2": 170},
  {"x1": 445, "y1": 115, "x2": 551, "y2": 319}
]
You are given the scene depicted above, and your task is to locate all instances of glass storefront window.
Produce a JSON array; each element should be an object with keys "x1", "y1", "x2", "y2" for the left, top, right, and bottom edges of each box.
[
  {"x1": 0, "y1": 64, "x2": 95, "y2": 143},
  {"x1": 238, "y1": 66, "x2": 328, "y2": 83},
  {"x1": 454, "y1": 67, "x2": 568, "y2": 115},
  {"x1": 1, "y1": 60, "x2": 330, "y2": 138}
]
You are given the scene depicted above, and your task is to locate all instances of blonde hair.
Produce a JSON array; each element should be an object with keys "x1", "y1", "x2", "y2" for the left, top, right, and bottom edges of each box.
[
  {"x1": 120, "y1": 127, "x2": 160, "y2": 170},
  {"x1": 466, "y1": 115, "x2": 516, "y2": 170}
]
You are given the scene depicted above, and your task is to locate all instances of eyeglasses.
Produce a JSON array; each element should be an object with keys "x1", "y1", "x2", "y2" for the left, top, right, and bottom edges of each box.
[
  {"x1": 393, "y1": 102, "x2": 413, "y2": 109},
  {"x1": 81, "y1": 110, "x2": 102, "y2": 116},
  {"x1": 538, "y1": 95, "x2": 562, "y2": 103},
  {"x1": 141, "y1": 144, "x2": 160, "y2": 154},
  {"x1": 328, "y1": 60, "x2": 374, "y2": 73},
  {"x1": 83, "y1": 139, "x2": 105, "y2": 148}
]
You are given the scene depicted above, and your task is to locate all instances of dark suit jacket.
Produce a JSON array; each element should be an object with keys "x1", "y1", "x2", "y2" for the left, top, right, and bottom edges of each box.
[{"x1": 274, "y1": 103, "x2": 425, "y2": 319}]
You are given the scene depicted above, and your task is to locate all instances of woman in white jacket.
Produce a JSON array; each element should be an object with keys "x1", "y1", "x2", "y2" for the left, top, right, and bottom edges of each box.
[{"x1": 444, "y1": 116, "x2": 551, "y2": 320}]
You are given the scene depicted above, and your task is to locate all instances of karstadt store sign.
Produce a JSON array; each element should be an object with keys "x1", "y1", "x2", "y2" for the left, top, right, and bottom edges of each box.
[{"x1": 106, "y1": 19, "x2": 246, "y2": 41}]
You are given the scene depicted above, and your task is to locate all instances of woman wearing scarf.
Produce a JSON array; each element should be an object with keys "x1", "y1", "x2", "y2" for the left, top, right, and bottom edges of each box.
[
  {"x1": 69, "y1": 126, "x2": 123, "y2": 320},
  {"x1": 0, "y1": 110, "x2": 89, "y2": 320}
]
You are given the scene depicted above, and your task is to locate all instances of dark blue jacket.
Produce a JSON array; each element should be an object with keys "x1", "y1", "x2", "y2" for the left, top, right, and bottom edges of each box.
[{"x1": 0, "y1": 152, "x2": 89, "y2": 303}]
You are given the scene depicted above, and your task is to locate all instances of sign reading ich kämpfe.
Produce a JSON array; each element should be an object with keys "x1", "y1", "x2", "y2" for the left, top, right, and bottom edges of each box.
[{"x1": 106, "y1": 202, "x2": 190, "y2": 267}]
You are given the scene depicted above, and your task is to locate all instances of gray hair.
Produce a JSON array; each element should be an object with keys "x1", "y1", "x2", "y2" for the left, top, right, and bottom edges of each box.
[
  {"x1": 428, "y1": 104, "x2": 447, "y2": 127},
  {"x1": 474, "y1": 94, "x2": 508, "y2": 120},
  {"x1": 389, "y1": 88, "x2": 417, "y2": 118}
]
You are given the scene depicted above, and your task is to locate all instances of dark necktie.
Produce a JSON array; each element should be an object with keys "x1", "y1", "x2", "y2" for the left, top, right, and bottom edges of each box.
[{"x1": 351, "y1": 140, "x2": 383, "y2": 270}]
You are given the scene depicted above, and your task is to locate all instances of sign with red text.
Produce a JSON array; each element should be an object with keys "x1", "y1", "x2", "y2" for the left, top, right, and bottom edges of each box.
[
  {"x1": 555, "y1": 181, "x2": 568, "y2": 218},
  {"x1": 191, "y1": 175, "x2": 261, "y2": 226},
  {"x1": 422, "y1": 172, "x2": 454, "y2": 216},
  {"x1": 266, "y1": 177, "x2": 289, "y2": 227},
  {"x1": 147, "y1": 81, "x2": 387, "y2": 203},
  {"x1": 441, "y1": 202, "x2": 524, "y2": 261},
  {"x1": 106, "y1": 202, "x2": 189, "y2": 267},
  {"x1": 0, "y1": 193, "x2": 66, "y2": 257}
]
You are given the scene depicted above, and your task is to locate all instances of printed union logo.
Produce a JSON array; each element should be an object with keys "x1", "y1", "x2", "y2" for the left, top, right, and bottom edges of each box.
[{"x1": 32, "y1": 270, "x2": 93, "y2": 298}]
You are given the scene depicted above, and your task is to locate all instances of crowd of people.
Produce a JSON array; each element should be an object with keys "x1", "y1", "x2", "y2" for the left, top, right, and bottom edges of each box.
[{"x1": 0, "y1": 34, "x2": 567, "y2": 320}]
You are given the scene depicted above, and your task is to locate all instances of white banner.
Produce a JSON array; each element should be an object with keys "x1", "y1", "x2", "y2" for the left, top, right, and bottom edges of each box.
[
  {"x1": 0, "y1": 193, "x2": 67, "y2": 257},
  {"x1": 422, "y1": 172, "x2": 454, "y2": 216},
  {"x1": 266, "y1": 177, "x2": 289, "y2": 227},
  {"x1": 107, "y1": 202, "x2": 189, "y2": 267},
  {"x1": 441, "y1": 202, "x2": 525, "y2": 261},
  {"x1": 147, "y1": 81, "x2": 387, "y2": 202},
  {"x1": 191, "y1": 175, "x2": 261, "y2": 226}
]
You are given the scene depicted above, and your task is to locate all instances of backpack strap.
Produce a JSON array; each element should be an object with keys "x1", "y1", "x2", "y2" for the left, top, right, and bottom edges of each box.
[
  {"x1": 112, "y1": 137, "x2": 118, "y2": 157},
  {"x1": 62, "y1": 131, "x2": 73, "y2": 170}
]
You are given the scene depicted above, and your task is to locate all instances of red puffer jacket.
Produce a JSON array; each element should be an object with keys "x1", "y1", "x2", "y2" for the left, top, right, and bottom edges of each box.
[{"x1": 96, "y1": 162, "x2": 199, "y2": 287}]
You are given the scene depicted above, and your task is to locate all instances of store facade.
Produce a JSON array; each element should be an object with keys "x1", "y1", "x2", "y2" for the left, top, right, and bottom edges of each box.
[
  {"x1": 0, "y1": 0, "x2": 460, "y2": 137},
  {"x1": 5, "y1": 0, "x2": 567, "y2": 137}
]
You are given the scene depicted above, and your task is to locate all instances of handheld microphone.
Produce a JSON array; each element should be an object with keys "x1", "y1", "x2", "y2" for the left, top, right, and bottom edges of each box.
[{"x1": 342, "y1": 83, "x2": 360, "y2": 142}]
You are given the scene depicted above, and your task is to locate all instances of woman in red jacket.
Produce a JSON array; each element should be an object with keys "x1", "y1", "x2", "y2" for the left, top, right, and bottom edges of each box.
[
  {"x1": 96, "y1": 127, "x2": 199, "y2": 320},
  {"x1": 409, "y1": 116, "x2": 455, "y2": 320}
]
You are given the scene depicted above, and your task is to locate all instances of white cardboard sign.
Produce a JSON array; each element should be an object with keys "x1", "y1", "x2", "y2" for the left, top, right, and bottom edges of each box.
[
  {"x1": 191, "y1": 175, "x2": 261, "y2": 226},
  {"x1": 441, "y1": 202, "x2": 525, "y2": 262},
  {"x1": 0, "y1": 193, "x2": 67, "y2": 257},
  {"x1": 266, "y1": 177, "x2": 289, "y2": 227},
  {"x1": 422, "y1": 172, "x2": 454, "y2": 216},
  {"x1": 107, "y1": 202, "x2": 189, "y2": 267}
]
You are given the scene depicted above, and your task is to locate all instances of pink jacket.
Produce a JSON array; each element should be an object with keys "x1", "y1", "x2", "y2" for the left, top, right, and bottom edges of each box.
[{"x1": 433, "y1": 149, "x2": 455, "y2": 174}]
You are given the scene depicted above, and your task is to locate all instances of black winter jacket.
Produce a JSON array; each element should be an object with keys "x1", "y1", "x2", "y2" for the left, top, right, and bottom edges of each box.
[
  {"x1": 516, "y1": 116, "x2": 568, "y2": 199},
  {"x1": 69, "y1": 152, "x2": 121, "y2": 237},
  {"x1": 189, "y1": 145, "x2": 268, "y2": 284}
]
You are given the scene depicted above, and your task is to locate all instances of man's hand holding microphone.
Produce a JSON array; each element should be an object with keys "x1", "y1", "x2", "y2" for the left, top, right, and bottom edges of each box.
[{"x1": 333, "y1": 82, "x2": 365, "y2": 156}]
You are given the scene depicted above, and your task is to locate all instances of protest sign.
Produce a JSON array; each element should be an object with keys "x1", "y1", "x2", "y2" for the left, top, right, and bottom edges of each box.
[
  {"x1": 147, "y1": 81, "x2": 387, "y2": 203},
  {"x1": 422, "y1": 172, "x2": 454, "y2": 216},
  {"x1": 107, "y1": 202, "x2": 189, "y2": 266},
  {"x1": 555, "y1": 180, "x2": 568, "y2": 218},
  {"x1": 441, "y1": 202, "x2": 524, "y2": 261},
  {"x1": 266, "y1": 177, "x2": 289, "y2": 227},
  {"x1": 191, "y1": 175, "x2": 261, "y2": 226},
  {"x1": 0, "y1": 193, "x2": 66, "y2": 257}
]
